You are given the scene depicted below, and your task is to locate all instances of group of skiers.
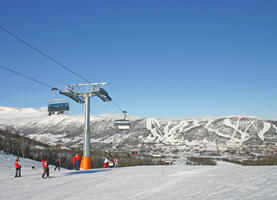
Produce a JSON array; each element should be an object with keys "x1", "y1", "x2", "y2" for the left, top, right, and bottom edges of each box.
[
  {"x1": 72, "y1": 154, "x2": 81, "y2": 170},
  {"x1": 14, "y1": 154, "x2": 120, "y2": 178},
  {"x1": 71, "y1": 154, "x2": 119, "y2": 169},
  {"x1": 14, "y1": 155, "x2": 60, "y2": 179},
  {"x1": 104, "y1": 157, "x2": 119, "y2": 168}
]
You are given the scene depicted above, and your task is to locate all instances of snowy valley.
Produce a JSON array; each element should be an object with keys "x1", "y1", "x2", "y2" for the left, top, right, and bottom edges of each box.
[{"x1": 0, "y1": 106, "x2": 277, "y2": 161}]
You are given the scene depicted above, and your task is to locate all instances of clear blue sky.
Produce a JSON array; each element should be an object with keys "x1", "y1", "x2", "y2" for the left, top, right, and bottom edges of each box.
[{"x1": 0, "y1": 0, "x2": 276, "y2": 118}]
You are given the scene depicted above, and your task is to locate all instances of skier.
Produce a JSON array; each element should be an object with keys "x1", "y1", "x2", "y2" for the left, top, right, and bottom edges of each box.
[
  {"x1": 104, "y1": 158, "x2": 110, "y2": 168},
  {"x1": 73, "y1": 155, "x2": 76, "y2": 170},
  {"x1": 54, "y1": 158, "x2": 61, "y2": 171},
  {"x1": 75, "y1": 154, "x2": 81, "y2": 170},
  {"x1": 113, "y1": 157, "x2": 119, "y2": 168},
  {"x1": 32, "y1": 163, "x2": 35, "y2": 170},
  {"x1": 14, "y1": 158, "x2": 21, "y2": 177},
  {"x1": 42, "y1": 155, "x2": 50, "y2": 179}
]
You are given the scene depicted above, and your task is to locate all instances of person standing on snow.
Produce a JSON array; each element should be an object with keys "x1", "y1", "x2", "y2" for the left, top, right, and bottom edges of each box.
[
  {"x1": 72, "y1": 155, "x2": 76, "y2": 170},
  {"x1": 75, "y1": 154, "x2": 81, "y2": 170},
  {"x1": 14, "y1": 158, "x2": 21, "y2": 177},
  {"x1": 113, "y1": 157, "x2": 119, "y2": 168},
  {"x1": 42, "y1": 155, "x2": 50, "y2": 178},
  {"x1": 104, "y1": 158, "x2": 110, "y2": 168},
  {"x1": 32, "y1": 163, "x2": 35, "y2": 170},
  {"x1": 54, "y1": 158, "x2": 61, "y2": 171}
]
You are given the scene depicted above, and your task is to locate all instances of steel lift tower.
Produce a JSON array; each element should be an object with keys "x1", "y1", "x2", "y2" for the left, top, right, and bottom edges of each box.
[{"x1": 60, "y1": 82, "x2": 111, "y2": 169}]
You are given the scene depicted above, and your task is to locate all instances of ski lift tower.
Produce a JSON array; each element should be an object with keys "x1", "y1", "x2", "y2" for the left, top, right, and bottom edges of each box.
[{"x1": 59, "y1": 82, "x2": 111, "y2": 169}]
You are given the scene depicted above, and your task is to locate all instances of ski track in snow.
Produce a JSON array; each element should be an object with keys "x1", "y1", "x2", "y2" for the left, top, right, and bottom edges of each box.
[
  {"x1": 259, "y1": 122, "x2": 271, "y2": 141},
  {"x1": 146, "y1": 118, "x2": 161, "y2": 141},
  {"x1": 274, "y1": 125, "x2": 277, "y2": 134},
  {"x1": 1, "y1": 153, "x2": 277, "y2": 200},
  {"x1": 205, "y1": 121, "x2": 232, "y2": 139},
  {"x1": 243, "y1": 121, "x2": 255, "y2": 141},
  {"x1": 162, "y1": 120, "x2": 188, "y2": 142},
  {"x1": 224, "y1": 118, "x2": 252, "y2": 144}
]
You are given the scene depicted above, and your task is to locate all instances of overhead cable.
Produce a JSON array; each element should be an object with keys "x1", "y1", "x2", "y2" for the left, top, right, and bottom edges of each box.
[
  {"x1": 0, "y1": 25, "x2": 90, "y2": 83},
  {"x1": 112, "y1": 99, "x2": 124, "y2": 112},
  {"x1": 0, "y1": 65, "x2": 55, "y2": 89},
  {"x1": 0, "y1": 25, "x2": 125, "y2": 113}
]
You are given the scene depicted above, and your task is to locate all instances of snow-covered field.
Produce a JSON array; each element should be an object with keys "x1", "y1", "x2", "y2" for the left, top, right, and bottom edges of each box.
[{"x1": 1, "y1": 153, "x2": 276, "y2": 200}]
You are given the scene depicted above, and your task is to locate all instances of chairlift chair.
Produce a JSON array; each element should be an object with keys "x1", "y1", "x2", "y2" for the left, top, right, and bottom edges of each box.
[
  {"x1": 48, "y1": 88, "x2": 70, "y2": 115},
  {"x1": 114, "y1": 111, "x2": 130, "y2": 130}
]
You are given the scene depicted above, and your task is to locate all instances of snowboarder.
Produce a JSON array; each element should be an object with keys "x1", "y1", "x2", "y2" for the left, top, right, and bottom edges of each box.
[
  {"x1": 104, "y1": 158, "x2": 110, "y2": 168},
  {"x1": 14, "y1": 158, "x2": 21, "y2": 177},
  {"x1": 113, "y1": 157, "x2": 119, "y2": 168},
  {"x1": 42, "y1": 155, "x2": 50, "y2": 178},
  {"x1": 75, "y1": 154, "x2": 81, "y2": 170},
  {"x1": 54, "y1": 158, "x2": 61, "y2": 171}
]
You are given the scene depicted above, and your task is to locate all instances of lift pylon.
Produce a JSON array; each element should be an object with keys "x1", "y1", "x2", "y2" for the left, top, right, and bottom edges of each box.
[{"x1": 60, "y1": 82, "x2": 111, "y2": 169}]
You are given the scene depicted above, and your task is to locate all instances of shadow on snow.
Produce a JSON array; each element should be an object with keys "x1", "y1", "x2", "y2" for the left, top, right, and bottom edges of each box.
[{"x1": 65, "y1": 169, "x2": 112, "y2": 176}]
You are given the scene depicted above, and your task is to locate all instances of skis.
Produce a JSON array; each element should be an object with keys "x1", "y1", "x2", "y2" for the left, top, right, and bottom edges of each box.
[
  {"x1": 41, "y1": 173, "x2": 55, "y2": 179},
  {"x1": 41, "y1": 173, "x2": 53, "y2": 179}
]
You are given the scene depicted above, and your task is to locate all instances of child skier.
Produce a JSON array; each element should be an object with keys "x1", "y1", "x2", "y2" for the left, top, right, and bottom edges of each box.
[
  {"x1": 113, "y1": 157, "x2": 119, "y2": 168},
  {"x1": 54, "y1": 158, "x2": 61, "y2": 171},
  {"x1": 104, "y1": 158, "x2": 110, "y2": 168},
  {"x1": 14, "y1": 158, "x2": 21, "y2": 177},
  {"x1": 42, "y1": 155, "x2": 50, "y2": 179}
]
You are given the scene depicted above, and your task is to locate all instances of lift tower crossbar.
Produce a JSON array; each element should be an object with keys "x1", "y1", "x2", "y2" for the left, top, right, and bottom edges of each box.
[{"x1": 60, "y1": 82, "x2": 111, "y2": 169}]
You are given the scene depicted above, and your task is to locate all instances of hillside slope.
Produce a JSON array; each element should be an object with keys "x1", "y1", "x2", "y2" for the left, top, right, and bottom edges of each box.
[{"x1": 0, "y1": 106, "x2": 277, "y2": 155}]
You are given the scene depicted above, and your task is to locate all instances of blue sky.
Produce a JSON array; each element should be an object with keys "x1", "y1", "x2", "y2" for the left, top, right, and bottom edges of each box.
[{"x1": 0, "y1": 0, "x2": 277, "y2": 118}]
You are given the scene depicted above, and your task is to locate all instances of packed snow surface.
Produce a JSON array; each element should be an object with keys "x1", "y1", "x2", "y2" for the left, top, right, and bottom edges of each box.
[{"x1": 1, "y1": 153, "x2": 277, "y2": 200}]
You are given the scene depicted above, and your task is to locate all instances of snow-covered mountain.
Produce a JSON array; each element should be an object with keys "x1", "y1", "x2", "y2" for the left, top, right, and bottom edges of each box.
[{"x1": 1, "y1": 106, "x2": 277, "y2": 157}]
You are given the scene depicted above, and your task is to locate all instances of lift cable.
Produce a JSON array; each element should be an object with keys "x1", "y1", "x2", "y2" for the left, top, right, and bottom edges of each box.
[
  {"x1": 0, "y1": 65, "x2": 102, "y2": 114},
  {"x1": 0, "y1": 25, "x2": 90, "y2": 83},
  {"x1": 0, "y1": 65, "x2": 56, "y2": 89},
  {"x1": 0, "y1": 25, "x2": 125, "y2": 113},
  {"x1": 112, "y1": 99, "x2": 124, "y2": 112}
]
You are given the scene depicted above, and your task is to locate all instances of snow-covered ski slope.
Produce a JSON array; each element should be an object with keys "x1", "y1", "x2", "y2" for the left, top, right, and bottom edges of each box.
[{"x1": 1, "y1": 153, "x2": 277, "y2": 200}]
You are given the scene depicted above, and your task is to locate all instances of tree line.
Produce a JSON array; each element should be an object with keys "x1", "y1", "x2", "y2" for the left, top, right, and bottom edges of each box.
[
  {"x1": 0, "y1": 129, "x2": 166, "y2": 169},
  {"x1": 222, "y1": 157, "x2": 277, "y2": 166}
]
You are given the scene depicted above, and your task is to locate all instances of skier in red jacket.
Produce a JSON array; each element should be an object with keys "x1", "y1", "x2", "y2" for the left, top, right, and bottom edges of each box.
[
  {"x1": 113, "y1": 157, "x2": 119, "y2": 168},
  {"x1": 75, "y1": 154, "x2": 81, "y2": 170},
  {"x1": 42, "y1": 155, "x2": 50, "y2": 179},
  {"x1": 104, "y1": 158, "x2": 110, "y2": 168},
  {"x1": 73, "y1": 155, "x2": 76, "y2": 170},
  {"x1": 14, "y1": 158, "x2": 21, "y2": 177}
]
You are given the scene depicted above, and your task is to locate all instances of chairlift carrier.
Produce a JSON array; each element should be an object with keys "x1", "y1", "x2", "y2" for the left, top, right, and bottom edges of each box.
[
  {"x1": 114, "y1": 111, "x2": 130, "y2": 130},
  {"x1": 48, "y1": 88, "x2": 69, "y2": 115}
]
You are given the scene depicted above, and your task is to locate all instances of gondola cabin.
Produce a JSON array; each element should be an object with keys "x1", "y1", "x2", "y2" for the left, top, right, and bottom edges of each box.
[
  {"x1": 114, "y1": 111, "x2": 130, "y2": 130},
  {"x1": 114, "y1": 119, "x2": 130, "y2": 130},
  {"x1": 48, "y1": 102, "x2": 69, "y2": 115},
  {"x1": 48, "y1": 88, "x2": 70, "y2": 115}
]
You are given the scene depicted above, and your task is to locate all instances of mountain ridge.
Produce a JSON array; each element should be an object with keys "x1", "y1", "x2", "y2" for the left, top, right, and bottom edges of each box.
[{"x1": 1, "y1": 106, "x2": 277, "y2": 158}]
